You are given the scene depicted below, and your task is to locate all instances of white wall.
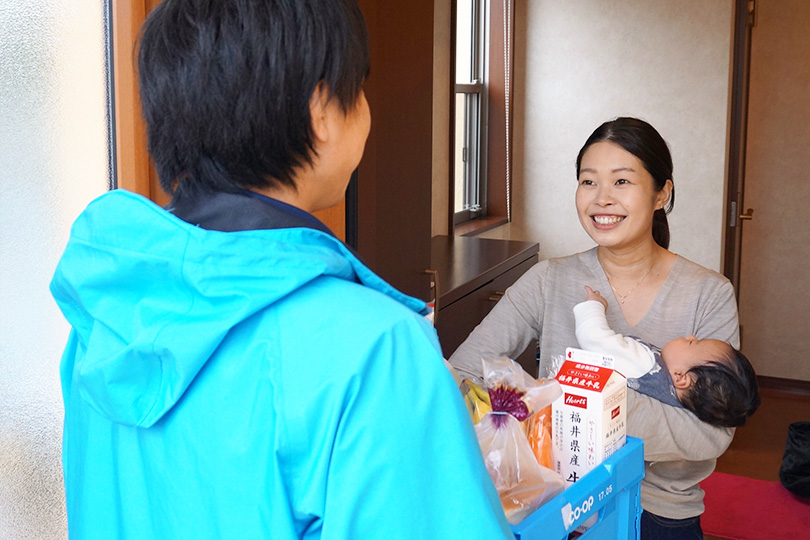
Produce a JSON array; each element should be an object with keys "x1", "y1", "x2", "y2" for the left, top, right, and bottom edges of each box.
[
  {"x1": 481, "y1": 0, "x2": 734, "y2": 273},
  {"x1": 0, "y1": 2, "x2": 111, "y2": 538}
]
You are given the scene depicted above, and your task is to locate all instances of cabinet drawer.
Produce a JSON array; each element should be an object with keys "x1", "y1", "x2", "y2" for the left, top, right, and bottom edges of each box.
[{"x1": 436, "y1": 255, "x2": 538, "y2": 376}]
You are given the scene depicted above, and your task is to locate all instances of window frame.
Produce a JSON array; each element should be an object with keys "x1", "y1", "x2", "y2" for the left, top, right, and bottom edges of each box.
[
  {"x1": 452, "y1": 0, "x2": 489, "y2": 226},
  {"x1": 454, "y1": 82, "x2": 488, "y2": 224},
  {"x1": 451, "y1": 0, "x2": 514, "y2": 236}
]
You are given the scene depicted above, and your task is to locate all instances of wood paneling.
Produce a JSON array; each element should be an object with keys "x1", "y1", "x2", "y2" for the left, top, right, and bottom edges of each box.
[{"x1": 355, "y1": 0, "x2": 435, "y2": 300}]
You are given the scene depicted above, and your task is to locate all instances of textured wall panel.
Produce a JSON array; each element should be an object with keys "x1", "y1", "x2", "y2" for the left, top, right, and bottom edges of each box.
[{"x1": 0, "y1": 1, "x2": 111, "y2": 538}]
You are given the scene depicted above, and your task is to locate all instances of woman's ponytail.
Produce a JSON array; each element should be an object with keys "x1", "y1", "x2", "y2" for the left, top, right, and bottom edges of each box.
[{"x1": 652, "y1": 208, "x2": 670, "y2": 249}]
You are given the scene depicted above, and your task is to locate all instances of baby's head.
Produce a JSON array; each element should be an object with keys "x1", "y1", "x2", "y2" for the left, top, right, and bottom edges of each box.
[{"x1": 661, "y1": 337, "x2": 760, "y2": 428}]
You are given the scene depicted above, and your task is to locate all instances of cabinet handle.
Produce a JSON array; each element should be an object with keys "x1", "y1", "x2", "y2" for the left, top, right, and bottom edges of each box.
[
  {"x1": 488, "y1": 290, "x2": 506, "y2": 302},
  {"x1": 424, "y1": 269, "x2": 439, "y2": 326}
]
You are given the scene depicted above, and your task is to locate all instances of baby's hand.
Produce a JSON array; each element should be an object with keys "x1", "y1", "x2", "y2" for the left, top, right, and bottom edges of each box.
[{"x1": 585, "y1": 286, "x2": 608, "y2": 310}]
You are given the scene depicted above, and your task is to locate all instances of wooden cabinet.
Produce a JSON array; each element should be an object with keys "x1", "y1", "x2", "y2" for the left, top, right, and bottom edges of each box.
[{"x1": 431, "y1": 235, "x2": 539, "y2": 376}]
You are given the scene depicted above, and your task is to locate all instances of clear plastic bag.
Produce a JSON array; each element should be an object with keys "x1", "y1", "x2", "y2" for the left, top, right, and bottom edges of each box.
[
  {"x1": 538, "y1": 353, "x2": 566, "y2": 379},
  {"x1": 481, "y1": 356, "x2": 562, "y2": 416},
  {"x1": 475, "y1": 412, "x2": 565, "y2": 524},
  {"x1": 473, "y1": 357, "x2": 565, "y2": 524}
]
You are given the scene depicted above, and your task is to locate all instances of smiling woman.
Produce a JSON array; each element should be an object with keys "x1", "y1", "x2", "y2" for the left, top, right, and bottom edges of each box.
[
  {"x1": 574, "y1": 119, "x2": 676, "y2": 327},
  {"x1": 576, "y1": 117, "x2": 676, "y2": 251},
  {"x1": 450, "y1": 117, "x2": 742, "y2": 540},
  {"x1": 576, "y1": 141, "x2": 672, "y2": 258}
]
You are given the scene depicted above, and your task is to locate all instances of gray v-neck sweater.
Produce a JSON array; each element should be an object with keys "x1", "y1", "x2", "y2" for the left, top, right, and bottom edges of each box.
[{"x1": 449, "y1": 247, "x2": 740, "y2": 519}]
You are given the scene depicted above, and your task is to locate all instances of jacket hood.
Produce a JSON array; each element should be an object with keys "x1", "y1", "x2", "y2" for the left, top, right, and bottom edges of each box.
[{"x1": 51, "y1": 190, "x2": 427, "y2": 427}]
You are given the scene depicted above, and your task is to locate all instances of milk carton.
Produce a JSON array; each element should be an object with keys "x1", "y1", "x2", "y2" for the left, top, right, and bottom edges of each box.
[{"x1": 552, "y1": 347, "x2": 627, "y2": 487}]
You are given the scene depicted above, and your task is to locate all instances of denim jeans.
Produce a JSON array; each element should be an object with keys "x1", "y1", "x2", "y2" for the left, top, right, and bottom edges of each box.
[{"x1": 640, "y1": 510, "x2": 703, "y2": 540}]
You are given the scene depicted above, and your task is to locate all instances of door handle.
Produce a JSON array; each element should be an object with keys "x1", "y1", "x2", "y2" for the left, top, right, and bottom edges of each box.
[
  {"x1": 739, "y1": 208, "x2": 754, "y2": 221},
  {"x1": 423, "y1": 269, "x2": 439, "y2": 326}
]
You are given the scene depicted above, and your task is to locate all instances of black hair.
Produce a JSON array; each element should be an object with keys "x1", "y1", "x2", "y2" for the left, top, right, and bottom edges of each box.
[
  {"x1": 137, "y1": 0, "x2": 370, "y2": 199},
  {"x1": 680, "y1": 347, "x2": 761, "y2": 428},
  {"x1": 575, "y1": 117, "x2": 675, "y2": 249}
]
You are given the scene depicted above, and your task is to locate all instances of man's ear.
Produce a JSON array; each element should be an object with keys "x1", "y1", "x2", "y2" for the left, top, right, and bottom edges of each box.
[
  {"x1": 309, "y1": 81, "x2": 330, "y2": 144},
  {"x1": 656, "y1": 179, "x2": 674, "y2": 210},
  {"x1": 672, "y1": 371, "x2": 694, "y2": 390}
]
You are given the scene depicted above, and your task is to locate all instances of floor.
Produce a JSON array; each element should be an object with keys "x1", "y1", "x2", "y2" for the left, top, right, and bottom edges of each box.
[{"x1": 702, "y1": 383, "x2": 810, "y2": 540}]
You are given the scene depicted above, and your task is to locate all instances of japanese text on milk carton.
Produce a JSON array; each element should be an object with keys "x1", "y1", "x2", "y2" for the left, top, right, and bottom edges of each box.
[{"x1": 552, "y1": 347, "x2": 627, "y2": 485}]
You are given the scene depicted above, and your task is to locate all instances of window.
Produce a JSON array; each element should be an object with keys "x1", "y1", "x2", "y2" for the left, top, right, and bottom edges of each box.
[
  {"x1": 453, "y1": 0, "x2": 488, "y2": 224},
  {"x1": 452, "y1": 0, "x2": 514, "y2": 234}
]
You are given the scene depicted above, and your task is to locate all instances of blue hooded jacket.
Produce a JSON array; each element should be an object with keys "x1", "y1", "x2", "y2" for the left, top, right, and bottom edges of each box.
[{"x1": 50, "y1": 190, "x2": 512, "y2": 539}]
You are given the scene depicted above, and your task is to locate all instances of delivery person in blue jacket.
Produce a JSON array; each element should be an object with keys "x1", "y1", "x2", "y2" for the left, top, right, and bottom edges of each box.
[{"x1": 49, "y1": 1, "x2": 513, "y2": 538}]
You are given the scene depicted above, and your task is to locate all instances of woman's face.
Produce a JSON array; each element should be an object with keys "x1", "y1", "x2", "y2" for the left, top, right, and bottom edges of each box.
[{"x1": 575, "y1": 141, "x2": 671, "y2": 251}]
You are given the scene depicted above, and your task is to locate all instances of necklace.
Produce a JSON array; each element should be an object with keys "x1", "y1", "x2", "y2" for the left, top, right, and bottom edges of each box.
[{"x1": 605, "y1": 259, "x2": 656, "y2": 304}]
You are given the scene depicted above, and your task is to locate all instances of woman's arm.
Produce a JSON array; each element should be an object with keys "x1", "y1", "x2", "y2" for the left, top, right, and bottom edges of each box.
[
  {"x1": 448, "y1": 262, "x2": 546, "y2": 383},
  {"x1": 627, "y1": 391, "x2": 734, "y2": 461},
  {"x1": 630, "y1": 271, "x2": 740, "y2": 460}
]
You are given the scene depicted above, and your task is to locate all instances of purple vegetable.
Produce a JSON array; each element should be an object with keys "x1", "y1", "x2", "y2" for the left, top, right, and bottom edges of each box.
[{"x1": 488, "y1": 384, "x2": 529, "y2": 428}]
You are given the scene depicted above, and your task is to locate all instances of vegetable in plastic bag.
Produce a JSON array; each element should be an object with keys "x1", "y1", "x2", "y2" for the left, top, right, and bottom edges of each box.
[{"x1": 472, "y1": 357, "x2": 565, "y2": 524}]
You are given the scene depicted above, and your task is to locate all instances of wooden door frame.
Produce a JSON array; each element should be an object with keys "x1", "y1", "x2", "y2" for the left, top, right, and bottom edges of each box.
[
  {"x1": 723, "y1": 0, "x2": 755, "y2": 290},
  {"x1": 111, "y1": 0, "x2": 166, "y2": 205}
]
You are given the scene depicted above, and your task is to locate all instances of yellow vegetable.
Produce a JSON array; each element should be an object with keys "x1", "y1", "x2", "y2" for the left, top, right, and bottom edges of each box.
[
  {"x1": 466, "y1": 387, "x2": 492, "y2": 424},
  {"x1": 469, "y1": 381, "x2": 491, "y2": 406}
]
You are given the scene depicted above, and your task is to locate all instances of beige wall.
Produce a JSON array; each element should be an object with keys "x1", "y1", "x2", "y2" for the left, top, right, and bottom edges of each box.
[{"x1": 479, "y1": 0, "x2": 734, "y2": 273}]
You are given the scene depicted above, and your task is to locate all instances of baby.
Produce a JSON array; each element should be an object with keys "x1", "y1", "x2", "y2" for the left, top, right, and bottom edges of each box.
[{"x1": 574, "y1": 286, "x2": 760, "y2": 428}]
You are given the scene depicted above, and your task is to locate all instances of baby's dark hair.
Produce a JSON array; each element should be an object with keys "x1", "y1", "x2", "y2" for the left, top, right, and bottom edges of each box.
[{"x1": 679, "y1": 346, "x2": 760, "y2": 428}]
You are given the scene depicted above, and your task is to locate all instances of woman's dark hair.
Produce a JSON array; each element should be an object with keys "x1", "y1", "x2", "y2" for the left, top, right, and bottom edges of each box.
[
  {"x1": 137, "y1": 0, "x2": 370, "y2": 199},
  {"x1": 680, "y1": 347, "x2": 761, "y2": 428},
  {"x1": 575, "y1": 117, "x2": 675, "y2": 249}
]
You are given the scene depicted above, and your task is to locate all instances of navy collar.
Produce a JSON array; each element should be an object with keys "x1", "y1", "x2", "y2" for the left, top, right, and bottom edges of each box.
[
  {"x1": 238, "y1": 190, "x2": 334, "y2": 235},
  {"x1": 168, "y1": 189, "x2": 335, "y2": 237}
]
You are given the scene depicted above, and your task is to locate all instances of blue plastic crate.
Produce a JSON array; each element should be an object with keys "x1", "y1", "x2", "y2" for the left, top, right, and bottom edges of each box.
[{"x1": 511, "y1": 436, "x2": 644, "y2": 540}]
